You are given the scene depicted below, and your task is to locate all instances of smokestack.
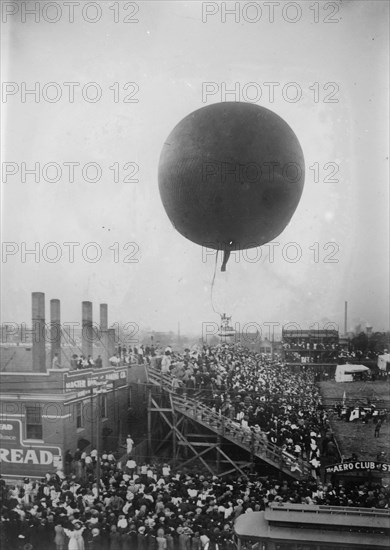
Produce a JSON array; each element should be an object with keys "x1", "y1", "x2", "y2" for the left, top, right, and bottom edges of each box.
[
  {"x1": 32, "y1": 292, "x2": 46, "y2": 372},
  {"x1": 107, "y1": 328, "x2": 116, "y2": 361},
  {"x1": 50, "y1": 299, "x2": 61, "y2": 365},
  {"x1": 82, "y1": 301, "x2": 93, "y2": 359},
  {"x1": 100, "y1": 304, "x2": 108, "y2": 331},
  {"x1": 100, "y1": 304, "x2": 109, "y2": 367},
  {"x1": 344, "y1": 301, "x2": 348, "y2": 335}
]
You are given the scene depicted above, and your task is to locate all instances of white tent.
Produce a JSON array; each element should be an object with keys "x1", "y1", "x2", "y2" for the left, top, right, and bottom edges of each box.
[
  {"x1": 377, "y1": 354, "x2": 390, "y2": 371},
  {"x1": 335, "y1": 364, "x2": 369, "y2": 382}
]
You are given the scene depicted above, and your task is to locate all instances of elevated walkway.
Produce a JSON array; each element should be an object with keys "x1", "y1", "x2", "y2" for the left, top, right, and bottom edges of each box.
[{"x1": 146, "y1": 366, "x2": 311, "y2": 480}]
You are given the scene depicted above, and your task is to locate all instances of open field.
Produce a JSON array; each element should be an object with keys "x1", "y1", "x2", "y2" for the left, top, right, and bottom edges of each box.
[{"x1": 319, "y1": 380, "x2": 390, "y2": 460}]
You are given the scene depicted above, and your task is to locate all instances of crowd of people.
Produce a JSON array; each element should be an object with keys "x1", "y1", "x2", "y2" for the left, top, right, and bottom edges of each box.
[
  {"x1": 2, "y1": 343, "x2": 389, "y2": 550},
  {"x1": 59, "y1": 346, "x2": 152, "y2": 371},
  {"x1": 51, "y1": 354, "x2": 103, "y2": 371},
  {"x1": 54, "y1": 338, "x2": 387, "y2": 372},
  {"x1": 51, "y1": 343, "x2": 153, "y2": 371},
  {"x1": 150, "y1": 345, "x2": 338, "y2": 476},
  {"x1": 282, "y1": 351, "x2": 340, "y2": 364},
  {"x1": 282, "y1": 338, "x2": 385, "y2": 364},
  {"x1": 1, "y1": 456, "x2": 389, "y2": 550},
  {"x1": 335, "y1": 402, "x2": 388, "y2": 424}
]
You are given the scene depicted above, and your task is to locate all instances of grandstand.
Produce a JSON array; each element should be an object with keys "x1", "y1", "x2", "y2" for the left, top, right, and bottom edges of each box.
[{"x1": 146, "y1": 365, "x2": 311, "y2": 479}]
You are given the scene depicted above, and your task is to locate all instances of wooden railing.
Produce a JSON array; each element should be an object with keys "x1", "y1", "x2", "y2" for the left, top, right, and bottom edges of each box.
[{"x1": 146, "y1": 366, "x2": 311, "y2": 479}]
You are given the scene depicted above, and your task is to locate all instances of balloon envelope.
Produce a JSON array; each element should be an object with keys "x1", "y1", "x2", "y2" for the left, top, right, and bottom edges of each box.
[{"x1": 158, "y1": 102, "x2": 304, "y2": 252}]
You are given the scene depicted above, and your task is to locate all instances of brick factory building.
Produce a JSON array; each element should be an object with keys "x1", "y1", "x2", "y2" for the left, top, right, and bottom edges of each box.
[{"x1": 0, "y1": 292, "x2": 146, "y2": 481}]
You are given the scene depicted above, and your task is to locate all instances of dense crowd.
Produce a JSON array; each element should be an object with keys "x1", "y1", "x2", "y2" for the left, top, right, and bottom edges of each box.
[
  {"x1": 2, "y1": 343, "x2": 389, "y2": 550},
  {"x1": 282, "y1": 338, "x2": 384, "y2": 364},
  {"x1": 150, "y1": 345, "x2": 338, "y2": 475},
  {"x1": 62, "y1": 346, "x2": 152, "y2": 371},
  {"x1": 1, "y1": 456, "x2": 389, "y2": 550}
]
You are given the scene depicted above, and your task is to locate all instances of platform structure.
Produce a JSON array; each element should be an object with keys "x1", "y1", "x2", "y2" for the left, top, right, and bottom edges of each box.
[
  {"x1": 146, "y1": 366, "x2": 311, "y2": 479},
  {"x1": 218, "y1": 313, "x2": 236, "y2": 344}
]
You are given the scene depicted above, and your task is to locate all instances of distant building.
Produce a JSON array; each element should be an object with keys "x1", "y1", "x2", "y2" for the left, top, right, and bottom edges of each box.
[
  {"x1": 282, "y1": 329, "x2": 339, "y2": 365},
  {"x1": 0, "y1": 364, "x2": 131, "y2": 480},
  {"x1": 0, "y1": 293, "x2": 143, "y2": 481}
]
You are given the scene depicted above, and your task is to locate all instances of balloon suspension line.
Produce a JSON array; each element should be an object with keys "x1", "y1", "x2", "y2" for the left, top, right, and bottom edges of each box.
[
  {"x1": 221, "y1": 249, "x2": 231, "y2": 272},
  {"x1": 210, "y1": 250, "x2": 222, "y2": 317}
]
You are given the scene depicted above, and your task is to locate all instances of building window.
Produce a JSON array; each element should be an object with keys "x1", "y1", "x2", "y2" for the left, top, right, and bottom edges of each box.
[
  {"x1": 76, "y1": 402, "x2": 83, "y2": 429},
  {"x1": 26, "y1": 405, "x2": 42, "y2": 439}
]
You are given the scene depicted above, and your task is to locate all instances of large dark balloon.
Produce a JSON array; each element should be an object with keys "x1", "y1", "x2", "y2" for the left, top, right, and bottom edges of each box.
[{"x1": 158, "y1": 102, "x2": 304, "y2": 268}]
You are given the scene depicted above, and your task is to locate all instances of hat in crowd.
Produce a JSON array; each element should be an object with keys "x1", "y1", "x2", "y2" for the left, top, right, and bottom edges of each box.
[
  {"x1": 138, "y1": 526, "x2": 146, "y2": 534},
  {"x1": 73, "y1": 520, "x2": 82, "y2": 529}
]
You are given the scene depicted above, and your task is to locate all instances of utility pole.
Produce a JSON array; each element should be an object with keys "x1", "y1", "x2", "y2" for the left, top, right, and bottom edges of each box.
[
  {"x1": 96, "y1": 386, "x2": 101, "y2": 498},
  {"x1": 90, "y1": 387, "x2": 94, "y2": 448},
  {"x1": 147, "y1": 388, "x2": 152, "y2": 459},
  {"x1": 172, "y1": 410, "x2": 177, "y2": 467},
  {"x1": 96, "y1": 380, "x2": 107, "y2": 499}
]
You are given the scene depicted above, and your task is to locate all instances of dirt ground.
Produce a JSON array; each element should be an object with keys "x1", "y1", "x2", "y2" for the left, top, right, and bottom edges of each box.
[{"x1": 318, "y1": 380, "x2": 390, "y2": 460}]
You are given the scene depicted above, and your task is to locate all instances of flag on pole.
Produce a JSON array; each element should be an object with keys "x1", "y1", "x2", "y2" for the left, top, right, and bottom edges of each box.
[
  {"x1": 342, "y1": 391, "x2": 346, "y2": 406},
  {"x1": 349, "y1": 408, "x2": 359, "y2": 422}
]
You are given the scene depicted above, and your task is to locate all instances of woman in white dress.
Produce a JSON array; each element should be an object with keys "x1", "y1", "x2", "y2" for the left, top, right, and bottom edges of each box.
[{"x1": 64, "y1": 522, "x2": 85, "y2": 550}]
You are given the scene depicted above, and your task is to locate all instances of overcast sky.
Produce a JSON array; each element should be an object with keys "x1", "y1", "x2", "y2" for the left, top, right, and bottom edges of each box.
[{"x1": 1, "y1": 0, "x2": 389, "y2": 337}]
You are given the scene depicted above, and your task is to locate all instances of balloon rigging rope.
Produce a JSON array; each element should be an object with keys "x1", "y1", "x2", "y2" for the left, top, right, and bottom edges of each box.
[{"x1": 210, "y1": 250, "x2": 222, "y2": 317}]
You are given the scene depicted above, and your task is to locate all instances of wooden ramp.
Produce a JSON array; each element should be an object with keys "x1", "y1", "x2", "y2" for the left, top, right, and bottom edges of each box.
[{"x1": 146, "y1": 366, "x2": 311, "y2": 480}]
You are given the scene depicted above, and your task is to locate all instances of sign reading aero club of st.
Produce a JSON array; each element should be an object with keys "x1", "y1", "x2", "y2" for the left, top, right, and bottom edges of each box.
[
  {"x1": 0, "y1": 419, "x2": 62, "y2": 479},
  {"x1": 325, "y1": 461, "x2": 390, "y2": 474}
]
